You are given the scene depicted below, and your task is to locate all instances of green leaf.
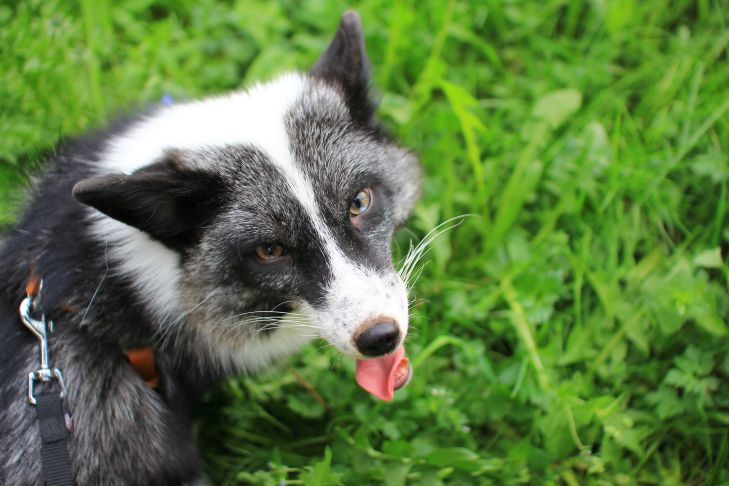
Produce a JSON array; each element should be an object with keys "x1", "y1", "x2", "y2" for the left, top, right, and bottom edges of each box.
[
  {"x1": 383, "y1": 462, "x2": 411, "y2": 486},
  {"x1": 537, "y1": 406, "x2": 576, "y2": 457},
  {"x1": 441, "y1": 79, "x2": 487, "y2": 189},
  {"x1": 603, "y1": 413, "x2": 646, "y2": 458},
  {"x1": 690, "y1": 150, "x2": 729, "y2": 183},
  {"x1": 605, "y1": 0, "x2": 635, "y2": 33},
  {"x1": 286, "y1": 392, "x2": 326, "y2": 419},
  {"x1": 422, "y1": 447, "x2": 482, "y2": 472},
  {"x1": 693, "y1": 247, "x2": 724, "y2": 268},
  {"x1": 244, "y1": 45, "x2": 300, "y2": 82},
  {"x1": 299, "y1": 447, "x2": 342, "y2": 486},
  {"x1": 645, "y1": 386, "x2": 686, "y2": 420},
  {"x1": 532, "y1": 89, "x2": 582, "y2": 129},
  {"x1": 664, "y1": 346, "x2": 720, "y2": 408}
]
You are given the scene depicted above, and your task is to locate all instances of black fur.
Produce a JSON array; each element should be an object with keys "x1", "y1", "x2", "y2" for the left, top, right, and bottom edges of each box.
[
  {"x1": 311, "y1": 11, "x2": 378, "y2": 129},
  {"x1": 73, "y1": 156, "x2": 224, "y2": 252},
  {"x1": 0, "y1": 128, "x2": 204, "y2": 485}
]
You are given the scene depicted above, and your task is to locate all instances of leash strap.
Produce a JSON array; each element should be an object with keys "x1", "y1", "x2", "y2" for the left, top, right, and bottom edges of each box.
[
  {"x1": 35, "y1": 392, "x2": 74, "y2": 486},
  {"x1": 20, "y1": 271, "x2": 75, "y2": 485}
]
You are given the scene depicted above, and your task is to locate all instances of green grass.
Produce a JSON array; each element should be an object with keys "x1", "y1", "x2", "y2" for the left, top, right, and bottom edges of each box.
[{"x1": 2, "y1": 0, "x2": 729, "y2": 484}]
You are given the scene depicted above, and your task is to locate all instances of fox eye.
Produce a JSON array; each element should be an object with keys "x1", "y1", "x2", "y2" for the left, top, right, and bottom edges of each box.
[
  {"x1": 350, "y1": 188, "x2": 372, "y2": 216},
  {"x1": 255, "y1": 243, "x2": 285, "y2": 261}
]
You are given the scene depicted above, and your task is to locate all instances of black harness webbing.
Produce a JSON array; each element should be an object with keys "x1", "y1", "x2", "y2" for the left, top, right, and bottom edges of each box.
[
  {"x1": 19, "y1": 272, "x2": 75, "y2": 486},
  {"x1": 35, "y1": 392, "x2": 74, "y2": 486}
]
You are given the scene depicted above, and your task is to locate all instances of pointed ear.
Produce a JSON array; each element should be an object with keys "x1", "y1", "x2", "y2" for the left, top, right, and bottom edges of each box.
[
  {"x1": 72, "y1": 158, "x2": 222, "y2": 250},
  {"x1": 310, "y1": 11, "x2": 376, "y2": 126}
]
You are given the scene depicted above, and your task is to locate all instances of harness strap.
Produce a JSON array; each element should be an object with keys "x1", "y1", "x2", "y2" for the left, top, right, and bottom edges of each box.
[
  {"x1": 125, "y1": 347, "x2": 160, "y2": 388},
  {"x1": 21, "y1": 270, "x2": 75, "y2": 486},
  {"x1": 20, "y1": 270, "x2": 158, "y2": 486},
  {"x1": 35, "y1": 392, "x2": 74, "y2": 486}
]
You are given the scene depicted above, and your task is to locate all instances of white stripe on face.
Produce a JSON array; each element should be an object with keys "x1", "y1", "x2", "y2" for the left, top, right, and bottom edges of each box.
[
  {"x1": 265, "y1": 84, "x2": 410, "y2": 358},
  {"x1": 316, "y1": 247, "x2": 410, "y2": 357}
]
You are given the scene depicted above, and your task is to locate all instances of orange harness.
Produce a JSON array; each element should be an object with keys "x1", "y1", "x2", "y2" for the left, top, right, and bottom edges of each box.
[{"x1": 124, "y1": 347, "x2": 160, "y2": 388}]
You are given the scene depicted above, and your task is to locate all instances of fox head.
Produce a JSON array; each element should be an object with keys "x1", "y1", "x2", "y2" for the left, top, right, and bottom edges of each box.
[{"x1": 73, "y1": 12, "x2": 421, "y2": 378}]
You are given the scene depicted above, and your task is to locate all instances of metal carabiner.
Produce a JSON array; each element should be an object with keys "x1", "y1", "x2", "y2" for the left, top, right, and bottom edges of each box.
[
  {"x1": 19, "y1": 294, "x2": 51, "y2": 371},
  {"x1": 19, "y1": 280, "x2": 66, "y2": 405},
  {"x1": 27, "y1": 368, "x2": 67, "y2": 405}
]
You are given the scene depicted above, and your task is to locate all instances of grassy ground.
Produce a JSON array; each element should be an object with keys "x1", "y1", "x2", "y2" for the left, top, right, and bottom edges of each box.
[{"x1": 2, "y1": 0, "x2": 729, "y2": 484}]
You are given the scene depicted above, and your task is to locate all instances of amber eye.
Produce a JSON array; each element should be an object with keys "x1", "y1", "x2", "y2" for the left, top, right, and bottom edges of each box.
[
  {"x1": 350, "y1": 188, "x2": 372, "y2": 216},
  {"x1": 255, "y1": 243, "x2": 284, "y2": 261}
]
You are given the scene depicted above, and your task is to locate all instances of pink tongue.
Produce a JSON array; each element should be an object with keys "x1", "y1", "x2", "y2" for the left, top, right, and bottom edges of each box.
[{"x1": 355, "y1": 346, "x2": 408, "y2": 401}]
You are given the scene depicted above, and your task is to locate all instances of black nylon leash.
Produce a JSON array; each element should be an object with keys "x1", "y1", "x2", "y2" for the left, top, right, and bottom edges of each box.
[
  {"x1": 20, "y1": 272, "x2": 75, "y2": 486},
  {"x1": 35, "y1": 392, "x2": 74, "y2": 486}
]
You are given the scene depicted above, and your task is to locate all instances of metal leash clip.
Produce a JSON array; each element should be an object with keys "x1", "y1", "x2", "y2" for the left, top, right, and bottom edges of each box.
[{"x1": 19, "y1": 278, "x2": 66, "y2": 405}]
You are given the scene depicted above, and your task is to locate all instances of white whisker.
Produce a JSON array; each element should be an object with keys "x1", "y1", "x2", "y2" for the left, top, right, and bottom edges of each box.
[{"x1": 397, "y1": 215, "x2": 470, "y2": 288}]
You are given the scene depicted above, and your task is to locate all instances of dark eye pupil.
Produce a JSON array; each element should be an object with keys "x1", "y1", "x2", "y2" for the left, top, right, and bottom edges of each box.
[{"x1": 266, "y1": 245, "x2": 274, "y2": 255}]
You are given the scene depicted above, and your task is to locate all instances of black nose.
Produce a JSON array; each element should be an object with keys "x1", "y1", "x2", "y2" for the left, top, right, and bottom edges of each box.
[{"x1": 355, "y1": 322, "x2": 400, "y2": 357}]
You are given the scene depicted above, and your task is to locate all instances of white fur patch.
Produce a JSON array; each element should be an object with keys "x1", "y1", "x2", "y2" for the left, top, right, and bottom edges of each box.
[
  {"x1": 226, "y1": 311, "x2": 316, "y2": 373},
  {"x1": 103, "y1": 73, "x2": 306, "y2": 175},
  {"x1": 89, "y1": 216, "x2": 183, "y2": 324}
]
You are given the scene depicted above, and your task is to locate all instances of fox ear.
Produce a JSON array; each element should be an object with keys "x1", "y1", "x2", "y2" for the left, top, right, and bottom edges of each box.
[
  {"x1": 73, "y1": 158, "x2": 221, "y2": 250},
  {"x1": 311, "y1": 10, "x2": 376, "y2": 126}
]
